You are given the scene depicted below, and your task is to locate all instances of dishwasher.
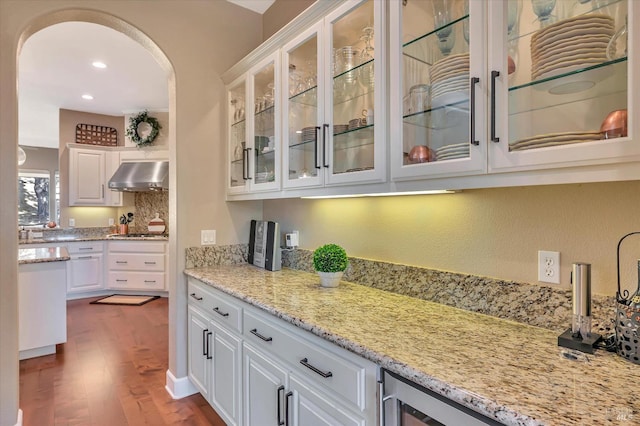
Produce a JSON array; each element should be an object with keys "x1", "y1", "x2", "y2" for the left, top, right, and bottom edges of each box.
[{"x1": 379, "y1": 369, "x2": 503, "y2": 426}]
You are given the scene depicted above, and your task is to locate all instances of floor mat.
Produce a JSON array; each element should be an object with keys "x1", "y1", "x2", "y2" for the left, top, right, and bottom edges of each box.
[{"x1": 90, "y1": 294, "x2": 160, "y2": 306}]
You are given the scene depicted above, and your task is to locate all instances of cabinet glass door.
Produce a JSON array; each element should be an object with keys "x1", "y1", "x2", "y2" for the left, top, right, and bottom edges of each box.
[
  {"x1": 283, "y1": 24, "x2": 324, "y2": 189},
  {"x1": 229, "y1": 80, "x2": 248, "y2": 193},
  {"x1": 326, "y1": 0, "x2": 385, "y2": 185},
  {"x1": 491, "y1": 0, "x2": 634, "y2": 172},
  {"x1": 390, "y1": 0, "x2": 486, "y2": 181},
  {"x1": 250, "y1": 56, "x2": 280, "y2": 191}
]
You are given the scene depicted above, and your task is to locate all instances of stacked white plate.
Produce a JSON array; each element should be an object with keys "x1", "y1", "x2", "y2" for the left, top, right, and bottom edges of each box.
[
  {"x1": 509, "y1": 130, "x2": 603, "y2": 151},
  {"x1": 435, "y1": 142, "x2": 469, "y2": 161},
  {"x1": 301, "y1": 126, "x2": 316, "y2": 142},
  {"x1": 531, "y1": 14, "x2": 615, "y2": 81},
  {"x1": 334, "y1": 124, "x2": 349, "y2": 134},
  {"x1": 430, "y1": 53, "x2": 469, "y2": 107}
]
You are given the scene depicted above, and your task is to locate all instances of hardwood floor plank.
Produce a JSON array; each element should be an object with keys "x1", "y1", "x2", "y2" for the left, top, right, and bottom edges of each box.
[{"x1": 20, "y1": 297, "x2": 225, "y2": 426}]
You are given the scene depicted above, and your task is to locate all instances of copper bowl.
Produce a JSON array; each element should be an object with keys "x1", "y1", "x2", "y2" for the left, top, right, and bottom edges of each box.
[
  {"x1": 600, "y1": 109, "x2": 628, "y2": 139},
  {"x1": 508, "y1": 55, "x2": 516, "y2": 75},
  {"x1": 408, "y1": 145, "x2": 434, "y2": 164}
]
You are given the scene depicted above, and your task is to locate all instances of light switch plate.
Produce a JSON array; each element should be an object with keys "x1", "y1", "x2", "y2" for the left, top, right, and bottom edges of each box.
[{"x1": 201, "y1": 230, "x2": 216, "y2": 246}]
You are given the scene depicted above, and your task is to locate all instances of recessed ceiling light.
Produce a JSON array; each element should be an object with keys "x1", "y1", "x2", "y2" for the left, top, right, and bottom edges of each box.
[
  {"x1": 82, "y1": 94, "x2": 94, "y2": 100},
  {"x1": 92, "y1": 61, "x2": 107, "y2": 69}
]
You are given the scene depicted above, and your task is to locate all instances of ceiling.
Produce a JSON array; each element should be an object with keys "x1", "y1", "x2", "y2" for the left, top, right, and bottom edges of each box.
[
  {"x1": 227, "y1": 0, "x2": 276, "y2": 14},
  {"x1": 19, "y1": 22, "x2": 169, "y2": 149}
]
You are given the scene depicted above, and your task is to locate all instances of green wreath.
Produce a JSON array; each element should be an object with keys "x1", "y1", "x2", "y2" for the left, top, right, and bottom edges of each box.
[{"x1": 126, "y1": 111, "x2": 161, "y2": 147}]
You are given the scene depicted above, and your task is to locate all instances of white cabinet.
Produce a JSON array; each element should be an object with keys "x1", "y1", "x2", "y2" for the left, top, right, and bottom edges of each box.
[
  {"x1": 66, "y1": 241, "x2": 105, "y2": 294},
  {"x1": 68, "y1": 145, "x2": 122, "y2": 206},
  {"x1": 107, "y1": 241, "x2": 167, "y2": 291},
  {"x1": 282, "y1": 0, "x2": 386, "y2": 189},
  {"x1": 187, "y1": 277, "x2": 377, "y2": 426}
]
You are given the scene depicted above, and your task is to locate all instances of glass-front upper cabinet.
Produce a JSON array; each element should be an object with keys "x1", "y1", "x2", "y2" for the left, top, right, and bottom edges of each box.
[
  {"x1": 228, "y1": 78, "x2": 248, "y2": 194},
  {"x1": 283, "y1": 0, "x2": 385, "y2": 189},
  {"x1": 490, "y1": 0, "x2": 638, "y2": 172},
  {"x1": 390, "y1": 0, "x2": 487, "y2": 181}
]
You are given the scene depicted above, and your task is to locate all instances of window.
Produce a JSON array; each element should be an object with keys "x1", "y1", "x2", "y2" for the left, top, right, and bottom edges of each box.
[{"x1": 18, "y1": 170, "x2": 52, "y2": 225}]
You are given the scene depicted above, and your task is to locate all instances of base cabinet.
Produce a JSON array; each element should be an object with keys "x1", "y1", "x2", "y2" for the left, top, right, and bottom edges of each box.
[
  {"x1": 187, "y1": 277, "x2": 376, "y2": 426},
  {"x1": 107, "y1": 241, "x2": 167, "y2": 291},
  {"x1": 66, "y1": 241, "x2": 105, "y2": 294}
]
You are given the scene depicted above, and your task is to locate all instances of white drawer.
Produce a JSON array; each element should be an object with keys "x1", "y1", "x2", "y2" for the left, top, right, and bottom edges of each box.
[
  {"x1": 108, "y1": 253, "x2": 164, "y2": 271},
  {"x1": 108, "y1": 241, "x2": 166, "y2": 253},
  {"x1": 187, "y1": 278, "x2": 242, "y2": 333},
  {"x1": 107, "y1": 271, "x2": 165, "y2": 290},
  {"x1": 243, "y1": 309, "x2": 366, "y2": 410},
  {"x1": 67, "y1": 241, "x2": 104, "y2": 254}
]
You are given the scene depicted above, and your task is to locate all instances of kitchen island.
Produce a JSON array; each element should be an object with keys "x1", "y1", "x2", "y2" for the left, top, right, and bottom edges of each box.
[
  {"x1": 185, "y1": 264, "x2": 638, "y2": 426},
  {"x1": 18, "y1": 246, "x2": 70, "y2": 360}
]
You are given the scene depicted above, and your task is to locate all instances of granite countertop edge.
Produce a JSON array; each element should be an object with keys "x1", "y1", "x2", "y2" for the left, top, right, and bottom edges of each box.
[
  {"x1": 184, "y1": 266, "x2": 542, "y2": 426},
  {"x1": 19, "y1": 247, "x2": 71, "y2": 265},
  {"x1": 19, "y1": 235, "x2": 168, "y2": 244}
]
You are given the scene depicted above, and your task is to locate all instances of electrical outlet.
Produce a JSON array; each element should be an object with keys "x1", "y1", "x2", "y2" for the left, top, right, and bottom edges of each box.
[
  {"x1": 69, "y1": 218, "x2": 75, "y2": 227},
  {"x1": 538, "y1": 250, "x2": 560, "y2": 284},
  {"x1": 108, "y1": 218, "x2": 115, "y2": 226},
  {"x1": 285, "y1": 230, "x2": 300, "y2": 248},
  {"x1": 201, "y1": 230, "x2": 216, "y2": 246}
]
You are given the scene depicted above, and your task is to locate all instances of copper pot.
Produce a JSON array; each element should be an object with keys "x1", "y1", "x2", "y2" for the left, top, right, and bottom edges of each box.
[
  {"x1": 600, "y1": 109, "x2": 628, "y2": 139},
  {"x1": 408, "y1": 145, "x2": 434, "y2": 164}
]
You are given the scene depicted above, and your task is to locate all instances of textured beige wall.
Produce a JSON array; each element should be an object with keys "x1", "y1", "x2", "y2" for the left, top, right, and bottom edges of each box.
[
  {"x1": 264, "y1": 180, "x2": 640, "y2": 297},
  {"x1": 263, "y1": 0, "x2": 316, "y2": 40}
]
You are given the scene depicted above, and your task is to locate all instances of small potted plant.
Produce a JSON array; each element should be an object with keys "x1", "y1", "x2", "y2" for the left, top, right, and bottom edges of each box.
[
  {"x1": 313, "y1": 243, "x2": 348, "y2": 288},
  {"x1": 119, "y1": 212, "x2": 134, "y2": 234}
]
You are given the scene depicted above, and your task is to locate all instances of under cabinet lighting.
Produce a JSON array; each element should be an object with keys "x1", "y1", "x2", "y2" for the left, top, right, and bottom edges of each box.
[
  {"x1": 82, "y1": 94, "x2": 94, "y2": 100},
  {"x1": 302, "y1": 190, "x2": 458, "y2": 199},
  {"x1": 92, "y1": 61, "x2": 107, "y2": 69}
]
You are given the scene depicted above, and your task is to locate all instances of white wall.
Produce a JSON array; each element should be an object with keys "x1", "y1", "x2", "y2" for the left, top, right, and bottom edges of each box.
[{"x1": 0, "y1": 1, "x2": 264, "y2": 424}]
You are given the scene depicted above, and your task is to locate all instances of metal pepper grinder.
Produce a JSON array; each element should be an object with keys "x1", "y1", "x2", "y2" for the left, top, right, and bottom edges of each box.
[{"x1": 558, "y1": 262, "x2": 602, "y2": 354}]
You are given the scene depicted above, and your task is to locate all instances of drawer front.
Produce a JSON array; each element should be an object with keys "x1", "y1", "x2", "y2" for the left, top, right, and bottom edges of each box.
[
  {"x1": 67, "y1": 241, "x2": 104, "y2": 254},
  {"x1": 108, "y1": 253, "x2": 164, "y2": 271},
  {"x1": 243, "y1": 309, "x2": 366, "y2": 410},
  {"x1": 187, "y1": 278, "x2": 242, "y2": 333},
  {"x1": 108, "y1": 241, "x2": 166, "y2": 253},
  {"x1": 107, "y1": 271, "x2": 165, "y2": 290}
]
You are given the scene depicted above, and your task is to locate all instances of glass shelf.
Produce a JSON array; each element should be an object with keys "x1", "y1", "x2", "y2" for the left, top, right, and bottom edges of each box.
[
  {"x1": 289, "y1": 86, "x2": 318, "y2": 107},
  {"x1": 509, "y1": 58, "x2": 627, "y2": 116},
  {"x1": 231, "y1": 158, "x2": 243, "y2": 165},
  {"x1": 403, "y1": 98, "x2": 469, "y2": 129},
  {"x1": 290, "y1": 139, "x2": 316, "y2": 151},
  {"x1": 231, "y1": 119, "x2": 246, "y2": 127},
  {"x1": 255, "y1": 105, "x2": 274, "y2": 116},
  {"x1": 403, "y1": 15, "x2": 468, "y2": 65},
  {"x1": 255, "y1": 149, "x2": 276, "y2": 158},
  {"x1": 334, "y1": 125, "x2": 374, "y2": 151},
  {"x1": 333, "y1": 59, "x2": 375, "y2": 105}
]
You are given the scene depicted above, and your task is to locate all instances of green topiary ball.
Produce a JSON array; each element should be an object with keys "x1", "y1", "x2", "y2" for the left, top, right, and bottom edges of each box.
[{"x1": 313, "y1": 243, "x2": 348, "y2": 273}]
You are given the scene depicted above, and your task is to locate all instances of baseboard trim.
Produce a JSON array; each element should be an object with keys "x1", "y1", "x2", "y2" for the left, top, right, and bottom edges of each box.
[
  {"x1": 15, "y1": 409, "x2": 23, "y2": 426},
  {"x1": 165, "y1": 369, "x2": 198, "y2": 399}
]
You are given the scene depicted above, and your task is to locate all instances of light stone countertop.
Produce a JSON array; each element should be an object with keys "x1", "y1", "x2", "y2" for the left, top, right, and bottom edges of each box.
[
  {"x1": 185, "y1": 264, "x2": 639, "y2": 426},
  {"x1": 18, "y1": 246, "x2": 70, "y2": 264}
]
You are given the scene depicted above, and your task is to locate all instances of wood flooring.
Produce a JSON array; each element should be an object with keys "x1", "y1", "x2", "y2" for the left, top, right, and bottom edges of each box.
[{"x1": 19, "y1": 297, "x2": 225, "y2": 426}]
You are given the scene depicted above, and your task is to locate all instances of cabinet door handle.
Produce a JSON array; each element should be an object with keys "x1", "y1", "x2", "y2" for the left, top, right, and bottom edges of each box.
[
  {"x1": 190, "y1": 293, "x2": 203, "y2": 301},
  {"x1": 115, "y1": 279, "x2": 128, "y2": 282},
  {"x1": 314, "y1": 126, "x2": 321, "y2": 169},
  {"x1": 202, "y1": 328, "x2": 208, "y2": 356},
  {"x1": 144, "y1": 280, "x2": 156, "y2": 283},
  {"x1": 102, "y1": 184, "x2": 105, "y2": 198},
  {"x1": 277, "y1": 385, "x2": 285, "y2": 426},
  {"x1": 144, "y1": 261, "x2": 156, "y2": 265},
  {"x1": 77, "y1": 256, "x2": 93, "y2": 260},
  {"x1": 213, "y1": 307, "x2": 229, "y2": 317},
  {"x1": 284, "y1": 391, "x2": 293, "y2": 426},
  {"x1": 250, "y1": 328, "x2": 273, "y2": 342},
  {"x1": 470, "y1": 77, "x2": 480, "y2": 146},
  {"x1": 322, "y1": 123, "x2": 329, "y2": 168},
  {"x1": 490, "y1": 70, "x2": 500, "y2": 143},
  {"x1": 206, "y1": 331, "x2": 212, "y2": 360},
  {"x1": 300, "y1": 358, "x2": 332, "y2": 378},
  {"x1": 245, "y1": 148, "x2": 253, "y2": 180},
  {"x1": 242, "y1": 148, "x2": 247, "y2": 180},
  {"x1": 116, "y1": 260, "x2": 128, "y2": 264}
]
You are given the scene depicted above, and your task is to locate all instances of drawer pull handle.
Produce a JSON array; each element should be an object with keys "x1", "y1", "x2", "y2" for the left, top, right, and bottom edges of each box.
[
  {"x1": 190, "y1": 293, "x2": 203, "y2": 301},
  {"x1": 277, "y1": 385, "x2": 285, "y2": 425},
  {"x1": 78, "y1": 247, "x2": 93, "y2": 251},
  {"x1": 144, "y1": 261, "x2": 156, "y2": 265},
  {"x1": 144, "y1": 280, "x2": 156, "y2": 283},
  {"x1": 116, "y1": 261, "x2": 128, "y2": 264},
  {"x1": 299, "y1": 358, "x2": 332, "y2": 378},
  {"x1": 116, "y1": 279, "x2": 128, "y2": 282},
  {"x1": 77, "y1": 256, "x2": 93, "y2": 260},
  {"x1": 250, "y1": 328, "x2": 273, "y2": 342},
  {"x1": 213, "y1": 307, "x2": 229, "y2": 317}
]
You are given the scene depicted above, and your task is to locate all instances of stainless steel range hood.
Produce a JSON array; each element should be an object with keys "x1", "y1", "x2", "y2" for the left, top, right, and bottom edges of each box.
[{"x1": 108, "y1": 161, "x2": 168, "y2": 192}]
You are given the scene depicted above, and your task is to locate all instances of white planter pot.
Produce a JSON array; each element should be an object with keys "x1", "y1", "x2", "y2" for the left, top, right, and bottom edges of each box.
[{"x1": 317, "y1": 271, "x2": 343, "y2": 288}]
